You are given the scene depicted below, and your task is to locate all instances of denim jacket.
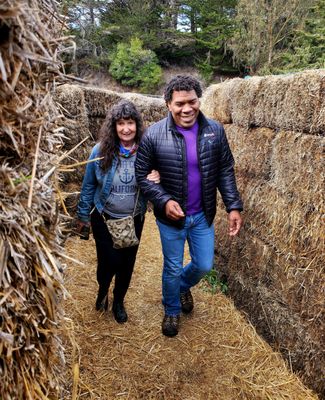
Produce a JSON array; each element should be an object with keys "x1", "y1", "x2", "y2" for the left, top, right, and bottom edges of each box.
[{"x1": 77, "y1": 143, "x2": 147, "y2": 222}]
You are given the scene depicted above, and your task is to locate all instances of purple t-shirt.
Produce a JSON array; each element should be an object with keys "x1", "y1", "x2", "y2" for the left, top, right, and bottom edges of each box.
[{"x1": 176, "y1": 121, "x2": 202, "y2": 215}]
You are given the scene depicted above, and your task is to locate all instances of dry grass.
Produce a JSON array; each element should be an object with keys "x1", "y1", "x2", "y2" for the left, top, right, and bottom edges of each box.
[{"x1": 61, "y1": 214, "x2": 318, "y2": 400}]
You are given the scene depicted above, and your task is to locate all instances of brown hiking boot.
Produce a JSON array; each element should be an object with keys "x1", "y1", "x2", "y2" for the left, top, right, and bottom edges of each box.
[
  {"x1": 180, "y1": 290, "x2": 194, "y2": 313},
  {"x1": 162, "y1": 315, "x2": 180, "y2": 337}
]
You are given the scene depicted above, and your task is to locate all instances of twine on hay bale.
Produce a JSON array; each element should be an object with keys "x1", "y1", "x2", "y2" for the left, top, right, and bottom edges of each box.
[{"x1": 0, "y1": 1, "x2": 73, "y2": 398}]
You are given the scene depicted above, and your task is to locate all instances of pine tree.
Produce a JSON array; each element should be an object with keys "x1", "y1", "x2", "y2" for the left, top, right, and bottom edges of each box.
[{"x1": 279, "y1": 0, "x2": 325, "y2": 71}]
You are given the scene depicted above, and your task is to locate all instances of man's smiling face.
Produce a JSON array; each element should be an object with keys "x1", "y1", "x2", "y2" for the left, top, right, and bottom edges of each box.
[{"x1": 167, "y1": 90, "x2": 200, "y2": 128}]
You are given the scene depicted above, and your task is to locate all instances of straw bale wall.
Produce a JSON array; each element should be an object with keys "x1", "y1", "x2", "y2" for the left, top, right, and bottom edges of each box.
[
  {"x1": 201, "y1": 71, "x2": 325, "y2": 397},
  {"x1": 202, "y1": 70, "x2": 325, "y2": 135},
  {"x1": 0, "y1": 1, "x2": 71, "y2": 399}
]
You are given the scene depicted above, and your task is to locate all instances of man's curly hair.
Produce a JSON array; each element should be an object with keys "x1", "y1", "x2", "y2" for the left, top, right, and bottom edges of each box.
[{"x1": 164, "y1": 75, "x2": 202, "y2": 103}]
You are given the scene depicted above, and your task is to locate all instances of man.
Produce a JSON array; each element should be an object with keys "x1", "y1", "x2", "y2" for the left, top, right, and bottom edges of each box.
[{"x1": 135, "y1": 75, "x2": 243, "y2": 337}]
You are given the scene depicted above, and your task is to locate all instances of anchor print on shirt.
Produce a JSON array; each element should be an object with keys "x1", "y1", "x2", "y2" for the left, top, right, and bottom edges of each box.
[{"x1": 119, "y1": 168, "x2": 134, "y2": 184}]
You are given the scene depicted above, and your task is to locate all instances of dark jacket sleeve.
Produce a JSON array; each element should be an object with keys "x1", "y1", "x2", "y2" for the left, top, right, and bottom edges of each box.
[
  {"x1": 77, "y1": 145, "x2": 98, "y2": 222},
  {"x1": 135, "y1": 133, "x2": 172, "y2": 214},
  {"x1": 216, "y1": 128, "x2": 243, "y2": 212}
]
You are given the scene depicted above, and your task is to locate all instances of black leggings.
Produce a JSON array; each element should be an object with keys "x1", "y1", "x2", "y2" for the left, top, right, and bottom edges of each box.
[{"x1": 91, "y1": 208, "x2": 145, "y2": 302}]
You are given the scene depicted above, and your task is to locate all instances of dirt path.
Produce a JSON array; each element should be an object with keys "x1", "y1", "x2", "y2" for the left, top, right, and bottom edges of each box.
[{"x1": 63, "y1": 213, "x2": 318, "y2": 400}]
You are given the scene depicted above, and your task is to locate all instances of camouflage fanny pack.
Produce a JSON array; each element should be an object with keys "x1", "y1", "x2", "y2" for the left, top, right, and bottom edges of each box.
[{"x1": 104, "y1": 189, "x2": 140, "y2": 249}]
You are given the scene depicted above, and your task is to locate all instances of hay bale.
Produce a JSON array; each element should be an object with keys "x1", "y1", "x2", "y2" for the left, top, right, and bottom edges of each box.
[
  {"x1": 54, "y1": 85, "x2": 93, "y2": 185},
  {"x1": 214, "y1": 70, "x2": 325, "y2": 134},
  {"x1": 275, "y1": 70, "x2": 325, "y2": 133},
  {"x1": 225, "y1": 129, "x2": 323, "y2": 269},
  {"x1": 226, "y1": 277, "x2": 325, "y2": 396},
  {"x1": 200, "y1": 79, "x2": 242, "y2": 124},
  {"x1": 230, "y1": 76, "x2": 264, "y2": 128},
  {"x1": 271, "y1": 131, "x2": 324, "y2": 204},
  {"x1": 239, "y1": 179, "x2": 322, "y2": 271},
  {"x1": 224, "y1": 125, "x2": 275, "y2": 180},
  {"x1": 54, "y1": 84, "x2": 91, "y2": 148},
  {"x1": 82, "y1": 85, "x2": 123, "y2": 117},
  {"x1": 214, "y1": 215, "x2": 325, "y2": 396},
  {"x1": 311, "y1": 74, "x2": 325, "y2": 133},
  {"x1": 252, "y1": 74, "x2": 288, "y2": 129},
  {"x1": 122, "y1": 92, "x2": 166, "y2": 127},
  {"x1": 88, "y1": 116, "x2": 105, "y2": 141},
  {"x1": 0, "y1": 1, "x2": 71, "y2": 398}
]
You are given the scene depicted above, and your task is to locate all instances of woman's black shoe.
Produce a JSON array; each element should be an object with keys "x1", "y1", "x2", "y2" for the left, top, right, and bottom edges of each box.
[
  {"x1": 95, "y1": 288, "x2": 108, "y2": 311},
  {"x1": 112, "y1": 302, "x2": 128, "y2": 323}
]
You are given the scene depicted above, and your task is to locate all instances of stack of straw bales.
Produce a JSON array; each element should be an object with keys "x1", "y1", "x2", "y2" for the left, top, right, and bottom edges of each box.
[
  {"x1": 55, "y1": 85, "x2": 166, "y2": 215},
  {"x1": 0, "y1": 1, "x2": 71, "y2": 398},
  {"x1": 201, "y1": 70, "x2": 325, "y2": 397}
]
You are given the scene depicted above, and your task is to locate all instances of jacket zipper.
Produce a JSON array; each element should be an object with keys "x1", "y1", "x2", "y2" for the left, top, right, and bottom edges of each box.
[{"x1": 197, "y1": 126, "x2": 205, "y2": 214}]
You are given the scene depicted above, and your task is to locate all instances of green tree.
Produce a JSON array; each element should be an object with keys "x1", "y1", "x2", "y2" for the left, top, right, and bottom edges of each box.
[
  {"x1": 228, "y1": 0, "x2": 312, "y2": 74},
  {"x1": 278, "y1": 0, "x2": 325, "y2": 71},
  {"x1": 178, "y1": 0, "x2": 238, "y2": 79},
  {"x1": 109, "y1": 37, "x2": 162, "y2": 93},
  {"x1": 62, "y1": 0, "x2": 109, "y2": 57},
  {"x1": 100, "y1": 0, "x2": 166, "y2": 50}
]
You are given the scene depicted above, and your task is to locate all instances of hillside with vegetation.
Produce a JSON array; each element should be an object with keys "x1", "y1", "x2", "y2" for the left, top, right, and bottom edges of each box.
[{"x1": 62, "y1": 0, "x2": 325, "y2": 93}]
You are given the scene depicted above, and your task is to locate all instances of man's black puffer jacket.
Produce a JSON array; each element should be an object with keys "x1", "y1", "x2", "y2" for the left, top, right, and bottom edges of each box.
[{"x1": 135, "y1": 111, "x2": 243, "y2": 227}]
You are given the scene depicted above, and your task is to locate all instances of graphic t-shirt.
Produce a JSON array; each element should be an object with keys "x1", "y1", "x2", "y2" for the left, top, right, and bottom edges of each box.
[{"x1": 104, "y1": 154, "x2": 139, "y2": 217}]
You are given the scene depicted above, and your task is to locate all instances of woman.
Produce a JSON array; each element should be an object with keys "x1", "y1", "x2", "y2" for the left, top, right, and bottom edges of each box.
[{"x1": 76, "y1": 100, "x2": 159, "y2": 323}]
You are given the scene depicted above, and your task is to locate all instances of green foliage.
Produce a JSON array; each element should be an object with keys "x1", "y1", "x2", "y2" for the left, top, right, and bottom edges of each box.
[
  {"x1": 228, "y1": 0, "x2": 312, "y2": 74},
  {"x1": 181, "y1": 0, "x2": 237, "y2": 73},
  {"x1": 100, "y1": 0, "x2": 165, "y2": 51},
  {"x1": 201, "y1": 269, "x2": 228, "y2": 294},
  {"x1": 196, "y1": 58, "x2": 214, "y2": 83},
  {"x1": 62, "y1": 1, "x2": 324, "y2": 84},
  {"x1": 276, "y1": 0, "x2": 325, "y2": 73},
  {"x1": 109, "y1": 37, "x2": 162, "y2": 93},
  {"x1": 13, "y1": 175, "x2": 32, "y2": 186}
]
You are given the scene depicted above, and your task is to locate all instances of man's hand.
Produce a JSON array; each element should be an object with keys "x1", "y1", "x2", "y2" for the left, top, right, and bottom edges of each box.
[
  {"x1": 165, "y1": 200, "x2": 185, "y2": 221},
  {"x1": 228, "y1": 210, "x2": 243, "y2": 236},
  {"x1": 146, "y1": 169, "x2": 160, "y2": 183}
]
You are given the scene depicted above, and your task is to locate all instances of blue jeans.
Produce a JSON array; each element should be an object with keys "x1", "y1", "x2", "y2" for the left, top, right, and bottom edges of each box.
[{"x1": 156, "y1": 211, "x2": 215, "y2": 315}]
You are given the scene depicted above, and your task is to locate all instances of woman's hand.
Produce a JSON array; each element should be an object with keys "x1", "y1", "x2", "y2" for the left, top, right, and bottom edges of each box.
[
  {"x1": 146, "y1": 169, "x2": 160, "y2": 184},
  {"x1": 75, "y1": 219, "x2": 91, "y2": 240}
]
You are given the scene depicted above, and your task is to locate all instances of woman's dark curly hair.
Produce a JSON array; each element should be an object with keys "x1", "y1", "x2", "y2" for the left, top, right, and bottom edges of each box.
[
  {"x1": 164, "y1": 75, "x2": 203, "y2": 103},
  {"x1": 98, "y1": 100, "x2": 143, "y2": 171}
]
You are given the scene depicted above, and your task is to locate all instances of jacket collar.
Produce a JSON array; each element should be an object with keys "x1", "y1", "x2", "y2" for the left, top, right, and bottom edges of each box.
[{"x1": 167, "y1": 110, "x2": 209, "y2": 133}]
